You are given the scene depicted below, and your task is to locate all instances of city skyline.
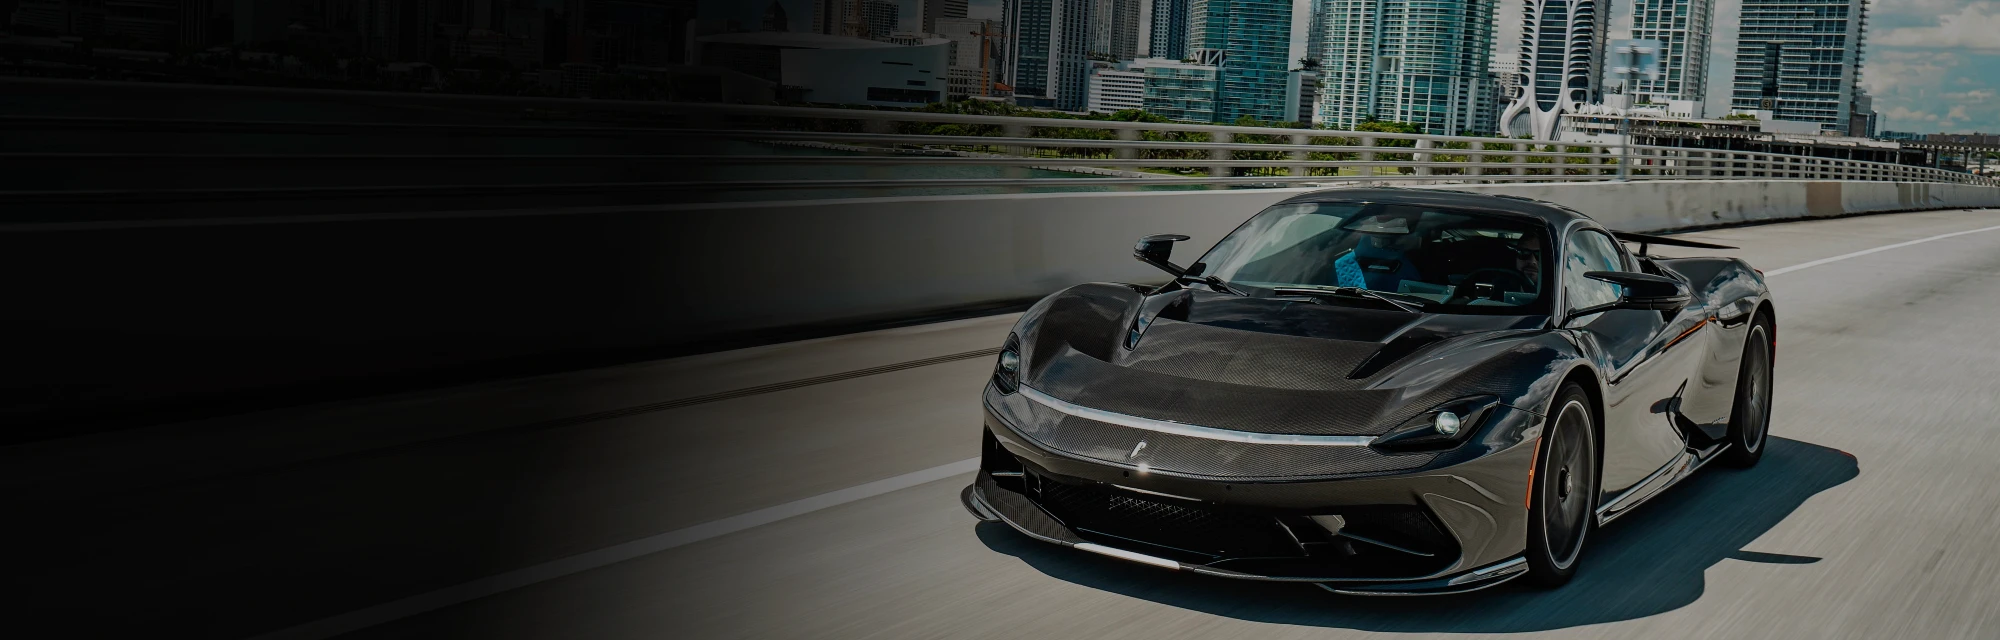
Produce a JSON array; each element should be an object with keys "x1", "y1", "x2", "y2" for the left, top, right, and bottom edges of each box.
[
  {"x1": 712, "y1": 0, "x2": 1998, "y2": 134},
  {"x1": 2, "y1": 0, "x2": 1982, "y2": 131}
]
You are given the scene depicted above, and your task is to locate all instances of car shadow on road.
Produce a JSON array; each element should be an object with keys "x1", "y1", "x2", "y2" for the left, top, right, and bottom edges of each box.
[{"x1": 977, "y1": 436, "x2": 1857, "y2": 632}]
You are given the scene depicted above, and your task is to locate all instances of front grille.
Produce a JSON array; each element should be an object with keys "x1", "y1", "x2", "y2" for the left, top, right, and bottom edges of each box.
[
  {"x1": 992, "y1": 387, "x2": 1437, "y2": 479},
  {"x1": 1031, "y1": 477, "x2": 1300, "y2": 560}
]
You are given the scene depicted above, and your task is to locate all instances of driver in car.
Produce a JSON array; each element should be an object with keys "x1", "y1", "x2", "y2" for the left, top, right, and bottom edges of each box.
[{"x1": 1513, "y1": 238, "x2": 1543, "y2": 293}]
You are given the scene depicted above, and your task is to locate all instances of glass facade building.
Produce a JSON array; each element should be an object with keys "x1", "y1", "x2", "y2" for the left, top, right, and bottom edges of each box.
[
  {"x1": 1141, "y1": 59, "x2": 1221, "y2": 123},
  {"x1": 1728, "y1": 0, "x2": 1867, "y2": 131},
  {"x1": 1006, "y1": 0, "x2": 1094, "y2": 110},
  {"x1": 1189, "y1": 0, "x2": 1293, "y2": 123},
  {"x1": 1006, "y1": 0, "x2": 1053, "y2": 99},
  {"x1": 1148, "y1": 0, "x2": 1190, "y2": 60},
  {"x1": 1314, "y1": 0, "x2": 1497, "y2": 134},
  {"x1": 1628, "y1": 0, "x2": 1714, "y2": 103}
]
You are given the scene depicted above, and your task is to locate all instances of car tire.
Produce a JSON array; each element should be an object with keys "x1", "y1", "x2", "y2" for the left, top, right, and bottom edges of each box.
[
  {"x1": 1720, "y1": 318, "x2": 1774, "y2": 468},
  {"x1": 1523, "y1": 383, "x2": 1598, "y2": 588}
]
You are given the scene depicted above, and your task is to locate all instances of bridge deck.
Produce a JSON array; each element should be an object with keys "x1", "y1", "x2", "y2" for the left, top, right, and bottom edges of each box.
[{"x1": 8, "y1": 210, "x2": 2000, "y2": 639}]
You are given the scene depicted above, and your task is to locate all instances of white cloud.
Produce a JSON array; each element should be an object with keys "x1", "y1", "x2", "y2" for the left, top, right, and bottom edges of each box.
[
  {"x1": 1860, "y1": 50, "x2": 1960, "y2": 95},
  {"x1": 1875, "y1": 2, "x2": 2000, "y2": 49},
  {"x1": 1883, "y1": 105, "x2": 1939, "y2": 122}
]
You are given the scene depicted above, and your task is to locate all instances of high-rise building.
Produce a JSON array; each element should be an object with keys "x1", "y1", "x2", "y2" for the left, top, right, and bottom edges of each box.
[
  {"x1": 1627, "y1": 0, "x2": 1713, "y2": 103},
  {"x1": 811, "y1": 0, "x2": 840, "y2": 34},
  {"x1": 1287, "y1": 69, "x2": 1319, "y2": 124},
  {"x1": 1850, "y1": 88, "x2": 1877, "y2": 138},
  {"x1": 920, "y1": 0, "x2": 967, "y2": 34},
  {"x1": 102, "y1": 0, "x2": 176, "y2": 48},
  {"x1": 1140, "y1": 57, "x2": 1219, "y2": 122},
  {"x1": 1147, "y1": 0, "x2": 1188, "y2": 60},
  {"x1": 1006, "y1": 0, "x2": 1049, "y2": 98},
  {"x1": 1303, "y1": 0, "x2": 1327, "y2": 67},
  {"x1": 938, "y1": 16, "x2": 1005, "y2": 98},
  {"x1": 9, "y1": 0, "x2": 71, "y2": 36},
  {"x1": 761, "y1": 0, "x2": 788, "y2": 31},
  {"x1": 1316, "y1": 0, "x2": 1495, "y2": 134},
  {"x1": 1006, "y1": 0, "x2": 1092, "y2": 110},
  {"x1": 860, "y1": 0, "x2": 898, "y2": 39},
  {"x1": 1087, "y1": 60, "x2": 1145, "y2": 112},
  {"x1": 1088, "y1": 0, "x2": 1138, "y2": 60},
  {"x1": 1501, "y1": 0, "x2": 1606, "y2": 139},
  {"x1": 1190, "y1": 0, "x2": 1292, "y2": 123},
  {"x1": 1729, "y1": 0, "x2": 1867, "y2": 132}
]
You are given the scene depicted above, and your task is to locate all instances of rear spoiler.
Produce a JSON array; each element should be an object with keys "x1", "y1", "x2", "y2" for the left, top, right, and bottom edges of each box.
[{"x1": 1611, "y1": 231, "x2": 1737, "y2": 257}]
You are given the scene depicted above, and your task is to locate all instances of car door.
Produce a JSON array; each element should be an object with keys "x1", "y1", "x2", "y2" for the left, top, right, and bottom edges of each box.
[{"x1": 1559, "y1": 228, "x2": 1694, "y2": 503}]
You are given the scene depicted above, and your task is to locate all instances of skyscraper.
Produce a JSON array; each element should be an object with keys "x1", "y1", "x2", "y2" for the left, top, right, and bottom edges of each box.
[
  {"x1": 811, "y1": 0, "x2": 841, "y2": 34},
  {"x1": 1007, "y1": 0, "x2": 1093, "y2": 110},
  {"x1": 1190, "y1": 0, "x2": 1292, "y2": 123},
  {"x1": 860, "y1": 0, "x2": 899, "y2": 39},
  {"x1": 1303, "y1": 0, "x2": 1327, "y2": 67},
  {"x1": 1315, "y1": 0, "x2": 1496, "y2": 134},
  {"x1": 1729, "y1": 0, "x2": 1867, "y2": 132},
  {"x1": 1627, "y1": 0, "x2": 1714, "y2": 103},
  {"x1": 920, "y1": 0, "x2": 967, "y2": 34},
  {"x1": 1088, "y1": 0, "x2": 1139, "y2": 60},
  {"x1": 1501, "y1": 0, "x2": 1606, "y2": 139},
  {"x1": 1147, "y1": 0, "x2": 1189, "y2": 60}
]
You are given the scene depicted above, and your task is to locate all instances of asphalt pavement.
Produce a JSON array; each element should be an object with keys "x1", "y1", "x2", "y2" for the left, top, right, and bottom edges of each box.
[{"x1": 9, "y1": 209, "x2": 2000, "y2": 639}]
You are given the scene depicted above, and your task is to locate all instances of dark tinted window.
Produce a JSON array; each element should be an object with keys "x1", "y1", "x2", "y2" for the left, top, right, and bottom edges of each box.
[{"x1": 1195, "y1": 201, "x2": 1554, "y2": 315}]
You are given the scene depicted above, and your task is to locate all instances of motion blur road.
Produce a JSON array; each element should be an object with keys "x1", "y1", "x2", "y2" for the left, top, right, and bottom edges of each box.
[{"x1": 9, "y1": 209, "x2": 2000, "y2": 639}]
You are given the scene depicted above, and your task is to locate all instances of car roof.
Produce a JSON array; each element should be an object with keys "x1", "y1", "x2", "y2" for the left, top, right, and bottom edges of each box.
[{"x1": 1273, "y1": 187, "x2": 1593, "y2": 228}]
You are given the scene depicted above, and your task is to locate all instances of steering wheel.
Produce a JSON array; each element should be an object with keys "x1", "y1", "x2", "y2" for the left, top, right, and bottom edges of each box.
[{"x1": 1448, "y1": 268, "x2": 1533, "y2": 304}]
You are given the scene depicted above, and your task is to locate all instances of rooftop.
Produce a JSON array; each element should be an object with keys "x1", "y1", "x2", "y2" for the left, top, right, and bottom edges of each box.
[{"x1": 696, "y1": 32, "x2": 945, "y2": 50}]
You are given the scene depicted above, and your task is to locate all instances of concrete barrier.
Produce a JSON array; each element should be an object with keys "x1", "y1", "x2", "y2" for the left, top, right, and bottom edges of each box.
[{"x1": 6, "y1": 181, "x2": 1996, "y2": 435}]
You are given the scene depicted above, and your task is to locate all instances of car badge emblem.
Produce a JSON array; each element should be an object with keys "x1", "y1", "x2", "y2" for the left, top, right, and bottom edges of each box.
[{"x1": 1128, "y1": 440, "x2": 1147, "y2": 460}]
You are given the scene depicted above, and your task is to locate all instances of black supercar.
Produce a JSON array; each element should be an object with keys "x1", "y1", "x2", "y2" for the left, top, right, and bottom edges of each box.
[{"x1": 961, "y1": 188, "x2": 1775, "y2": 594}]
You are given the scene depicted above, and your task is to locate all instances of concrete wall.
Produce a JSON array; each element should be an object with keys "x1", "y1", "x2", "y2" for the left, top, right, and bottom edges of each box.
[{"x1": 6, "y1": 181, "x2": 1995, "y2": 436}]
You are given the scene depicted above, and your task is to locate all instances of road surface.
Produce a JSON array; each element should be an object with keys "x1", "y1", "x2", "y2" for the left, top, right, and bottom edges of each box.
[{"x1": 8, "y1": 209, "x2": 2000, "y2": 639}]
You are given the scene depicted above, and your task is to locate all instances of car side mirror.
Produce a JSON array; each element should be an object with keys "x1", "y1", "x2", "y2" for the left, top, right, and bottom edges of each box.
[
  {"x1": 1133, "y1": 234, "x2": 1191, "y2": 277},
  {"x1": 1584, "y1": 271, "x2": 1691, "y2": 311}
]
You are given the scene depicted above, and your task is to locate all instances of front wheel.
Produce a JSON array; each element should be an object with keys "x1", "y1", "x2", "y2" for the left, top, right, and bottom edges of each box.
[
  {"x1": 1720, "y1": 319, "x2": 1774, "y2": 468},
  {"x1": 1523, "y1": 383, "x2": 1598, "y2": 588}
]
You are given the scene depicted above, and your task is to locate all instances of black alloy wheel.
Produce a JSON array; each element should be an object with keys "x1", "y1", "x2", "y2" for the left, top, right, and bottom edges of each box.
[
  {"x1": 1524, "y1": 383, "x2": 1598, "y2": 588},
  {"x1": 1721, "y1": 319, "x2": 1774, "y2": 468}
]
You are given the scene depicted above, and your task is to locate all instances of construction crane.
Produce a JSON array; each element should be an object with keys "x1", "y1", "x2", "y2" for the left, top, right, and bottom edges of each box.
[{"x1": 971, "y1": 23, "x2": 1010, "y2": 97}]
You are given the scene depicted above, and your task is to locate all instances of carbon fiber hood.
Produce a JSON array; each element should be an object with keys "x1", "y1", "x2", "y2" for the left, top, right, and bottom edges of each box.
[{"x1": 1019, "y1": 285, "x2": 1549, "y2": 436}]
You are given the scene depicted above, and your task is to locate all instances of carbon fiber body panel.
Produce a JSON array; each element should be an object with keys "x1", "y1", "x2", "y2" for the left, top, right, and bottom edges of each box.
[{"x1": 987, "y1": 384, "x2": 1434, "y2": 479}]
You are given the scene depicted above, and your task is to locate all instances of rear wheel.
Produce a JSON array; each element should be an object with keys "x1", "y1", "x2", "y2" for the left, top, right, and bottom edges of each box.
[
  {"x1": 1720, "y1": 319, "x2": 1774, "y2": 468},
  {"x1": 1524, "y1": 383, "x2": 1598, "y2": 588}
]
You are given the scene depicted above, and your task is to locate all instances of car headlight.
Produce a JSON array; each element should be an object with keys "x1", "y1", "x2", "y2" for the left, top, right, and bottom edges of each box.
[
  {"x1": 1370, "y1": 395, "x2": 1500, "y2": 452},
  {"x1": 993, "y1": 334, "x2": 1022, "y2": 394}
]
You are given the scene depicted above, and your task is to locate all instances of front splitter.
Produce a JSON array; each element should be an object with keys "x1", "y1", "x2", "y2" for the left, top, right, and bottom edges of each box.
[{"x1": 962, "y1": 472, "x2": 1529, "y2": 595}]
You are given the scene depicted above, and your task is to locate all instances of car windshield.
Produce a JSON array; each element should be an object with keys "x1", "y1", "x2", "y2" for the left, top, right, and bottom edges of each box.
[{"x1": 1191, "y1": 200, "x2": 1555, "y2": 315}]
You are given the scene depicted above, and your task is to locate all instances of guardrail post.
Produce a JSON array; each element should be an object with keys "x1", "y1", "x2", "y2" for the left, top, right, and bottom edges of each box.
[
  {"x1": 1359, "y1": 136, "x2": 1376, "y2": 178},
  {"x1": 1117, "y1": 128, "x2": 1139, "y2": 161},
  {"x1": 1291, "y1": 133, "x2": 1311, "y2": 177},
  {"x1": 1414, "y1": 139, "x2": 1434, "y2": 177},
  {"x1": 1004, "y1": 124, "x2": 1033, "y2": 158},
  {"x1": 1210, "y1": 131, "x2": 1234, "y2": 183},
  {"x1": 1514, "y1": 143, "x2": 1527, "y2": 177}
]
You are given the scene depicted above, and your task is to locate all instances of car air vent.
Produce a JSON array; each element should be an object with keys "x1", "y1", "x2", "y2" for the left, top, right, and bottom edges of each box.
[{"x1": 1346, "y1": 334, "x2": 1445, "y2": 379}]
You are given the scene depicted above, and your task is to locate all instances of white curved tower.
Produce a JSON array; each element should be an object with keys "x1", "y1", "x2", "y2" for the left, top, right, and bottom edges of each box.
[{"x1": 1501, "y1": 0, "x2": 1605, "y2": 140}]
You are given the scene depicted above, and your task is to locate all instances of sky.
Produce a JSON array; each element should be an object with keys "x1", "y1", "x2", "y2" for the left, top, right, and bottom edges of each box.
[{"x1": 705, "y1": 0, "x2": 2000, "y2": 133}]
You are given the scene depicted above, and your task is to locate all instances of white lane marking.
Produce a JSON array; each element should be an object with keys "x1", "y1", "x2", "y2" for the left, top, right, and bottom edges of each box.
[
  {"x1": 1764, "y1": 222, "x2": 2000, "y2": 277},
  {"x1": 253, "y1": 457, "x2": 981, "y2": 640}
]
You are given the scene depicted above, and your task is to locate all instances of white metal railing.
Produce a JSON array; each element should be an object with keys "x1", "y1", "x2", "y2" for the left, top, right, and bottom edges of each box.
[{"x1": 654, "y1": 102, "x2": 1999, "y2": 190}]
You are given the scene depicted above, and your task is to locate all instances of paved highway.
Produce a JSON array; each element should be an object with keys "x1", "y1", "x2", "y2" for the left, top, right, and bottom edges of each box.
[{"x1": 9, "y1": 209, "x2": 2000, "y2": 639}]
